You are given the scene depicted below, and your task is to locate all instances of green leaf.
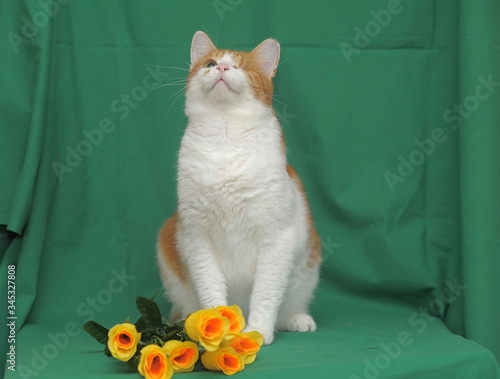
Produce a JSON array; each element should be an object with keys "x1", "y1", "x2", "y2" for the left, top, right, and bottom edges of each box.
[
  {"x1": 152, "y1": 336, "x2": 164, "y2": 346},
  {"x1": 177, "y1": 330, "x2": 192, "y2": 342},
  {"x1": 104, "y1": 345, "x2": 112, "y2": 357},
  {"x1": 150, "y1": 291, "x2": 162, "y2": 302},
  {"x1": 136, "y1": 296, "x2": 162, "y2": 328},
  {"x1": 137, "y1": 340, "x2": 148, "y2": 351},
  {"x1": 135, "y1": 316, "x2": 147, "y2": 332},
  {"x1": 126, "y1": 356, "x2": 140, "y2": 373},
  {"x1": 174, "y1": 319, "x2": 186, "y2": 329},
  {"x1": 162, "y1": 316, "x2": 172, "y2": 326},
  {"x1": 82, "y1": 321, "x2": 109, "y2": 345},
  {"x1": 160, "y1": 329, "x2": 178, "y2": 342}
]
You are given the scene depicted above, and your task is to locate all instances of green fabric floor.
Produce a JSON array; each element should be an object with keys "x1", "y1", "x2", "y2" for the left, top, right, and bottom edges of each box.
[
  {"x1": 9, "y1": 288, "x2": 500, "y2": 378},
  {"x1": 1, "y1": 0, "x2": 500, "y2": 378}
]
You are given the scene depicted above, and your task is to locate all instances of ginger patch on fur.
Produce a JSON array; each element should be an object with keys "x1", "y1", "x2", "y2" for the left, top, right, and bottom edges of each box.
[{"x1": 159, "y1": 211, "x2": 188, "y2": 283}]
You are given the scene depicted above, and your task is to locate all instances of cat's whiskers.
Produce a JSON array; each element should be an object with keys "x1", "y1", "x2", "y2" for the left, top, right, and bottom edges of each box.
[
  {"x1": 277, "y1": 58, "x2": 289, "y2": 67},
  {"x1": 135, "y1": 65, "x2": 187, "y2": 114},
  {"x1": 178, "y1": 56, "x2": 191, "y2": 69},
  {"x1": 139, "y1": 64, "x2": 191, "y2": 73},
  {"x1": 251, "y1": 87, "x2": 291, "y2": 109},
  {"x1": 166, "y1": 86, "x2": 186, "y2": 116},
  {"x1": 146, "y1": 81, "x2": 186, "y2": 95},
  {"x1": 168, "y1": 85, "x2": 186, "y2": 100},
  {"x1": 153, "y1": 65, "x2": 190, "y2": 72}
]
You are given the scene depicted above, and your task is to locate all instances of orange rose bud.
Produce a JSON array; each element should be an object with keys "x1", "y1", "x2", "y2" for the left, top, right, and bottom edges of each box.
[
  {"x1": 216, "y1": 305, "x2": 246, "y2": 338},
  {"x1": 138, "y1": 344, "x2": 173, "y2": 379},
  {"x1": 226, "y1": 331, "x2": 263, "y2": 364},
  {"x1": 107, "y1": 323, "x2": 141, "y2": 361},
  {"x1": 201, "y1": 346, "x2": 245, "y2": 376},
  {"x1": 162, "y1": 340, "x2": 199, "y2": 373},
  {"x1": 184, "y1": 309, "x2": 230, "y2": 351}
]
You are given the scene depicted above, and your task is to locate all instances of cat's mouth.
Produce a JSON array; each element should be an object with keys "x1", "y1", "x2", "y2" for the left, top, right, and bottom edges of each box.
[{"x1": 210, "y1": 78, "x2": 237, "y2": 94}]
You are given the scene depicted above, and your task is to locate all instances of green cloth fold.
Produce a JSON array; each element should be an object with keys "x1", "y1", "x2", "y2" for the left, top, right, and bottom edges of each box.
[{"x1": 1, "y1": 0, "x2": 499, "y2": 377}]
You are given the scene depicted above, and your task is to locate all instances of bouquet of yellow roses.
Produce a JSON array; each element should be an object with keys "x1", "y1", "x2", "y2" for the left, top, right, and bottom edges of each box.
[{"x1": 83, "y1": 296, "x2": 263, "y2": 378}]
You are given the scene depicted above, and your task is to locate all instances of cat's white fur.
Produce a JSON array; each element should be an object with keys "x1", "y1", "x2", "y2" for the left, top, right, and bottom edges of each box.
[{"x1": 157, "y1": 32, "x2": 320, "y2": 345}]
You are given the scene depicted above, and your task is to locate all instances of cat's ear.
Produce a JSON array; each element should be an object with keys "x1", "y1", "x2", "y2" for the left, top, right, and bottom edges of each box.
[
  {"x1": 191, "y1": 31, "x2": 216, "y2": 68},
  {"x1": 252, "y1": 38, "x2": 280, "y2": 78}
]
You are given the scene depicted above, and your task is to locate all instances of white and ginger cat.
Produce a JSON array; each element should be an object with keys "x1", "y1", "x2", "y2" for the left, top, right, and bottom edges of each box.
[{"x1": 157, "y1": 31, "x2": 321, "y2": 345}]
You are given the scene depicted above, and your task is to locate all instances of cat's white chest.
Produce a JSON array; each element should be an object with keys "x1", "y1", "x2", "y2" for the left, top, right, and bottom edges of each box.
[
  {"x1": 178, "y1": 112, "x2": 286, "y2": 207},
  {"x1": 176, "y1": 112, "x2": 292, "y2": 294}
]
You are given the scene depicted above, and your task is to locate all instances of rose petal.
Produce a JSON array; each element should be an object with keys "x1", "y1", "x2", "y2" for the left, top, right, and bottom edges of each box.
[
  {"x1": 163, "y1": 340, "x2": 199, "y2": 373},
  {"x1": 138, "y1": 345, "x2": 173, "y2": 379},
  {"x1": 216, "y1": 305, "x2": 246, "y2": 336},
  {"x1": 185, "y1": 309, "x2": 230, "y2": 352},
  {"x1": 201, "y1": 347, "x2": 244, "y2": 376},
  {"x1": 107, "y1": 323, "x2": 141, "y2": 362}
]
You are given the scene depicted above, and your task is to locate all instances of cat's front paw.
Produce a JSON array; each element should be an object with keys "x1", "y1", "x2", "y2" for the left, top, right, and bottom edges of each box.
[
  {"x1": 243, "y1": 324, "x2": 274, "y2": 345},
  {"x1": 285, "y1": 313, "x2": 316, "y2": 332}
]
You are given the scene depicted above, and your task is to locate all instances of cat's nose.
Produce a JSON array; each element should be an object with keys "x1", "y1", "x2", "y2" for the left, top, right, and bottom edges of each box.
[{"x1": 216, "y1": 64, "x2": 230, "y2": 72}]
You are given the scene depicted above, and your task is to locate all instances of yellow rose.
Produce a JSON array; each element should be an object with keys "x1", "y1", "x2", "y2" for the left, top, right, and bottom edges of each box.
[
  {"x1": 216, "y1": 305, "x2": 246, "y2": 338},
  {"x1": 201, "y1": 346, "x2": 245, "y2": 376},
  {"x1": 138, "y1": 344, "x2": 173, "y2": 379},
  {"x1": 224, "y1": 331, "x2": 263, "y2": 364},
  {"x1": 184, "y1": 309, "x2": 230, "y2": 351},
  {"x1": 162, "y1": 340, "x2": 199, "y2": 373},
  {"x1": 107, "y1": 323, "x2": 141, "y2": 361}
]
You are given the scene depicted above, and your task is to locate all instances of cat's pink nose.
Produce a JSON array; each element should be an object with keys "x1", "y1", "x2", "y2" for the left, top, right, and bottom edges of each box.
[{"x1": 216, "y1": 64, "x2": 230, "y2": 72}]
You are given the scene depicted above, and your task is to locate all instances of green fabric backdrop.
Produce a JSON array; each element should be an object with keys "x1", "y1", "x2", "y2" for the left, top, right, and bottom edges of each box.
[{"x1": 1, "y1": 0, "x2": 499, "y2": 378}]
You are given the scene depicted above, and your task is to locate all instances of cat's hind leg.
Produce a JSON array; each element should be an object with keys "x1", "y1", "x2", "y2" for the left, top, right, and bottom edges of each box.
[
  {"x1": 276, "y1": 255, "x2": 320, "y2": 332},
  {"x1": 157, "y1": 252, "x2": 200, "y2": 322},
  {"x1": 156, "y1": 213, "x2": 201, "y2": 322}
]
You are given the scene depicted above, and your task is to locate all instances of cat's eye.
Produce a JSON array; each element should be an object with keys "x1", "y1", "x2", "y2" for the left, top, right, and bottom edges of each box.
[{"x1": 204, "y1": 60, "x2": 217, "y2": 68}]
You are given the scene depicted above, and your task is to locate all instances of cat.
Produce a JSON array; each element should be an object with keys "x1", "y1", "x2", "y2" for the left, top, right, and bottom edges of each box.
[{"x1": 157, "y1": 31, "x2": 321, "y2": 345}]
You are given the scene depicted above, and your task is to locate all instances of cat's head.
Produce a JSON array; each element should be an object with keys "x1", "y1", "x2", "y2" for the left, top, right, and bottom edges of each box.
[{"x1": 185, "y1": 31, "x2": 280, "y2": 111}]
